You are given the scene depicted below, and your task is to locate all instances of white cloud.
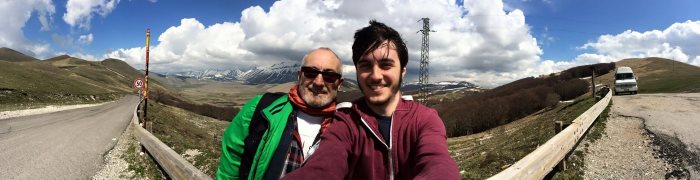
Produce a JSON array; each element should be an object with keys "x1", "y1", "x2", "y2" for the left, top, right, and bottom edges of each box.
[
  {"x1": 63, "y1": 0, "x2": 119, "y2": 29},
  {"x1": 579, "y1": 20, "x2": 700, "y2": 67},
  {"x1": 78, "y1": 33, "x2": 94, "y2": 44},
  {"x1": 103, "y1": 0, "x2": 699, "y2": 87},
  {"x1": 106, "y1": 18, "x2": 252, "y2": 72},
  {"x1": 0, "y1": 0, "x2": 55, "y2": 57},
  {"x1": 107, "y1": 0, "x2": 543, "y2": 86}
]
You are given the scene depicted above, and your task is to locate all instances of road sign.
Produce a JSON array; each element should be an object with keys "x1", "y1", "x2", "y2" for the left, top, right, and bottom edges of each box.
[{"x1": 134, "y1": 78, "x2": 144, "y2": 89}]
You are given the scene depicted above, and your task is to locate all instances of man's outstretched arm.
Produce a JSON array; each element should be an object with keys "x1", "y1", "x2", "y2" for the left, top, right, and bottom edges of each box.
[{"x1": 412, "y1": 109, "x2": 460, "y2": 179}]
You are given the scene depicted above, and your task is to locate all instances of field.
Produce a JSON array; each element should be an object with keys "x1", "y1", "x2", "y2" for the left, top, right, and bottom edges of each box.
[
  {"x1": 177, "y1": 81, "x2": 277, "y2": 107},
  {"x1": 148, "y1": 75, "x2": 278, "y2": 107}
]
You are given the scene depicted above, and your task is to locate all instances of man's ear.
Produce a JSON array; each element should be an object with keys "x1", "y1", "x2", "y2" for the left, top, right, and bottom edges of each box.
[
  {"x1": 401, "y1": 67, "x2": 407, "y2": 78},
  {"x1": 337, "y1": 78, "x2": 344, "y2": 91},
  {"x1": 297, "y1": 70, "x2": 302, "y2": 81}
]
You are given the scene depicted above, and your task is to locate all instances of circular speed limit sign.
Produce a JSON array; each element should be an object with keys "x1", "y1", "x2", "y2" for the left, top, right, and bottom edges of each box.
[{"x1": 134, "y1": 78, "x2": 144, "y2": 89}]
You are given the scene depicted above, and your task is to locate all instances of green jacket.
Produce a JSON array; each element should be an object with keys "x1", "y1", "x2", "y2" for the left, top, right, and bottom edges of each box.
[{"x1": 216, "y1": 94, "x2": 294, "y2": 180}]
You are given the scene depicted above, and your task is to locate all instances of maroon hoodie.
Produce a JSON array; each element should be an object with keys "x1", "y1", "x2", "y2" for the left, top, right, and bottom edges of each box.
[{"x1": 283, "y1": 97, "x2": 460, "y2": 180}]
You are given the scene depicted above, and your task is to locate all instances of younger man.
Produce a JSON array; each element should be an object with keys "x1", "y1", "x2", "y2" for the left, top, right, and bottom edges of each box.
[{"x1": 284, "y1": 20, "x2": 459, "y2": 180}]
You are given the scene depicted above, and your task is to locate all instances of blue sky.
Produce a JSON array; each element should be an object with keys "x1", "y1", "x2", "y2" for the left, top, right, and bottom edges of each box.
[
  {"x1": 513, "y1": 0, "x2": 700, "y2": 60},
  {"x1": 21, "y1": 0, "x2": 277, "y2": 57},
  {"x1": 3, "y1": 0, "x2": 700, "y2": 87}
]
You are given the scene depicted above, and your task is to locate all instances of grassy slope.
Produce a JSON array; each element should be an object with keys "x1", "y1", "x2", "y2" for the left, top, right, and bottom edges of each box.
[
  {"x1": 448, "y1": 93, "x2": 598, "y2": 179},
  {"x1": 0, "y1": 61, "x2": 123, "y2": 111},
  {"x1": 0, "y1": 47, "x2": 39, "y2": 62},
  {"x1": 142, "y1": 102, "x2": 229, "y2": 178},
  {"x1": 0, "y1": 55, "x2": 168, "y2": 111},
  {"x1": 615, "y1": 57, "x2": 700, "y2": 93},
  {"x1": 101, "y1": 58, "x2": 171, "y2": 91},
  {"x1": 0, "y1": 61, "x2": 111, "y2": 94}
]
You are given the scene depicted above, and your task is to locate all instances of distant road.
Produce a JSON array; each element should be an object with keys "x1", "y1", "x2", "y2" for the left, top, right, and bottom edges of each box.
[{"x1": 0, "y1": 96, "x2": 138, "y2": 179}]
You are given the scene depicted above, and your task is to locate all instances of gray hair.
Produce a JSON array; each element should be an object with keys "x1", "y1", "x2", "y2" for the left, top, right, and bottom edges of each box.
[{"x1": 300, "y1": 47, "x2": 342, "y2": 72}]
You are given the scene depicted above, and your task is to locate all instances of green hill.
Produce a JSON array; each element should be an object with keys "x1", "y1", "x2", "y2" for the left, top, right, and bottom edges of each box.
[
  {"x1": 0, "y1": 60, "x2": 111, "y2": 94},
  {"x1": 596, "y1": 57, "x2": 700, "y2": 93},
  {"x1": 616, "y1": 57, "x2": 700, "y2": 93},
  {"x1": 0, "y1": 48, "x2": 169, "y2": 111},
  {"x1": 0, "y1": 47, "x2": 39, "y2": 62}
]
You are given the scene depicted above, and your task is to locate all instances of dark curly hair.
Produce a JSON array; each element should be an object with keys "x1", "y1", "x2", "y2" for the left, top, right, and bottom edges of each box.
[{"x1": 351, "y1": 20, "x2": 408, "y2": 70}]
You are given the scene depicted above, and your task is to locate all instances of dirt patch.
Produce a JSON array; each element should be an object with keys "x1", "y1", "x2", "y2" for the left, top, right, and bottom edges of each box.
[{"x1": 583, "y1": 113, "x2": 668, "y2": 179}]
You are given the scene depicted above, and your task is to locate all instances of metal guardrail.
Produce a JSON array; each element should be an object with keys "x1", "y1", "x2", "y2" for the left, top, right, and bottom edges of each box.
[
  {"x1": 488, "y1": 91, "x2": 613, "y2": 179},
  {"x1": 131, "y1": 100, "x2": 212, "y2": 180}
]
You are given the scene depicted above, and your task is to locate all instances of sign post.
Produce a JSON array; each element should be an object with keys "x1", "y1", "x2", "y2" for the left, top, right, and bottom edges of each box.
[
  {"x1": 134, "y1": 77, "x2": 144, "y2": 104},
  {"x1": 144, "y1": 28, "x2": 151, "y2": 132},
  {"x1": 134, "y1": 78, "x2": 144, "y2": 90}
]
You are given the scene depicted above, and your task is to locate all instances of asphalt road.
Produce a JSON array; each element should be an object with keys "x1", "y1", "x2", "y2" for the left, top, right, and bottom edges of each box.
[
  {"x1": 0, "y1": 96, "x2": 138, "y2": 179},
  {"x1": 613, "y1": 93, "x2": 700, "y2": 153},
  {"x1": 610, "y1": 93, "x2": 700, "y2": 178}
]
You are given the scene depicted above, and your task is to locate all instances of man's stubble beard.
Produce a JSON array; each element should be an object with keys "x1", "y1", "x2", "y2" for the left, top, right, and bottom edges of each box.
[
  {"x1": 359, "y1": 74, "x2": 402, "y2": 106},
  {"x1": 299, "y1": 79, "x2": 335, "y2": 108}
]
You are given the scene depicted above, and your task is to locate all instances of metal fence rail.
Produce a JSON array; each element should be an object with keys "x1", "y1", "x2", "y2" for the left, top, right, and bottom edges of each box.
[
  {"x1": 131, "y1": 101, "x2": 212, "y2": 180},
  {"x1": 488, "y1": 91, "x2": 612, "y2": 179}
]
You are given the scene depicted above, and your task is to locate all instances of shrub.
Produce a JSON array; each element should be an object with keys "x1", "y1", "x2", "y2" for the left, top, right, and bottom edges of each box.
[
  {"x1": 435, "y1": 62, "x2": 613, "y2": 137},
  {"x1": 555, "y1": 79, "x2": 589, "y2": 101}
]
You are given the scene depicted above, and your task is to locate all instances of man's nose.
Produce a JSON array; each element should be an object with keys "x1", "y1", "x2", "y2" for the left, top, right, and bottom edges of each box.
[
  {"x1": 312, "y1": 74, "x2": 325, "y2": 85},
  {"x1": 369, "y1": 65, "x2": 382, "y2": 81}
]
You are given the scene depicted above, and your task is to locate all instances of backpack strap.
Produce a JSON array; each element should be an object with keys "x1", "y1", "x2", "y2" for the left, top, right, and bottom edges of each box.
[{"x1": 240, "y1": 92, "x2": 285, "y2": 180}]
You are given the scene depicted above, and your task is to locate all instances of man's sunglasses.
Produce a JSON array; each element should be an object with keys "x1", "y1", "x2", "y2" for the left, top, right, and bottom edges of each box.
[{"x1": 301, "y1": 66, "x2": 342, "y2": 83}]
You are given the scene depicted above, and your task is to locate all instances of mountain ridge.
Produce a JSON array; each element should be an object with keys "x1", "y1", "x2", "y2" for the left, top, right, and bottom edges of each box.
[
  {"x1": 0, "y1": 47, "x2": 39, "y2": 62},
  {"x1": 165, "y1": 61, "x2": 300, "y2": 84}
]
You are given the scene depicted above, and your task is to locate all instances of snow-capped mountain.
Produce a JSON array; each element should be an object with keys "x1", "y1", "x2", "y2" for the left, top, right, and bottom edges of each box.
[
  {"x1": 401, "y1": 81, "x2": 480, "y2": 92},
  {"x1": 166, "y1": 62, "x2": 300, "y2": 84},
  {"x1": 173, "y1": 69, "x2": 246, "y2": 81},
  {"x1": 238, "y1": 62, "x2": 299, "y2": 84}
]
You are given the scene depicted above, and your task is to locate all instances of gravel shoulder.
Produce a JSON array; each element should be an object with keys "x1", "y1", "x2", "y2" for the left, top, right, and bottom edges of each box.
[
  {"x1": 584, "y1": 93, "x2": 700, "y2": 179},
  {"x1": 92, "y1": 121, "x2": 137, "y2": 180},
  {"x1": 0, "y1": 101, "x2": 112, "y2": 120}
]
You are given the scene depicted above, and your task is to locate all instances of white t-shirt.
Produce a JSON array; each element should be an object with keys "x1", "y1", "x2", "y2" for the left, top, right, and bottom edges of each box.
[{"x1": 296, "y1": 111, "x2": 323, "y2": 159}]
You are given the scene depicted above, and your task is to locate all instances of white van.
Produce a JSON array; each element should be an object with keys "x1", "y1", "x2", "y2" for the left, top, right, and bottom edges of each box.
[{"x1": 614, "y1": 66, "x2": 638, "y2": 95}]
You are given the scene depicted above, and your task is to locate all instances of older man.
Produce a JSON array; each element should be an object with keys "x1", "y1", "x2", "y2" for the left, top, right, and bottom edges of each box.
[{"x1": 217, "y1": 47, "x2": 344, "y2": 180}]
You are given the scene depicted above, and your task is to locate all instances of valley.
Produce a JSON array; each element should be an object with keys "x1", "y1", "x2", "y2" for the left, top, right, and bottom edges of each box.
[{"x1": 3, "y1": 46, "x2": 700, "y2": 179}]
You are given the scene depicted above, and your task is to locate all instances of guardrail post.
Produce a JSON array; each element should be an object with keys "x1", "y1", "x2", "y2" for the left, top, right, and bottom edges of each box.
[
  {"x1": 138, "y1": 100, "x2": 146, "y2": 155},
  {"x1": 554, "y1": 121, "x2": 567, "y2": 170},
  {"x1": 591, "y1": 67, "x2": 596, "y2": 98}
]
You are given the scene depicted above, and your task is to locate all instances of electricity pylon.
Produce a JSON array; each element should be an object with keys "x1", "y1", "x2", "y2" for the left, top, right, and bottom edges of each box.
[{"x1": 418, "y1": 18, "x2": 435, "y2": 104}]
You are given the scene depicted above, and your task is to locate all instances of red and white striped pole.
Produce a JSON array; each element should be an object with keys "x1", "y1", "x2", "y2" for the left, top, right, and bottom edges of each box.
[{"x1": 144, "y1": 28, "x2": 150, "y2": 130}]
